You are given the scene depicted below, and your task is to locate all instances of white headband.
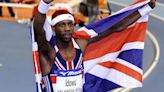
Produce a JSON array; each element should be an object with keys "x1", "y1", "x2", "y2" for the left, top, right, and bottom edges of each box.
[{"x1": 51, "y1": 14, "x2": 74, "y2": 26}]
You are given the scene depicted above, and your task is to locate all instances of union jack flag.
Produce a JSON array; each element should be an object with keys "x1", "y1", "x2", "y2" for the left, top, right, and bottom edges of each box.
[
  {"x1": 31, "y1": 0, "x2": 152, "y2": 91},
  {"x1": 74, "y1": 0, "x2": 151, "y2": 91}
]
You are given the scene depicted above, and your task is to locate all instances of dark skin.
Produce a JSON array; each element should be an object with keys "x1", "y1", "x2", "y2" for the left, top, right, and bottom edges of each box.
[
  {"x1": 53, "y1": 20, "x2": 75, "y2": 62},
  {"x1": 33, "y1": 0, "x2": 156, "y2": 75}
]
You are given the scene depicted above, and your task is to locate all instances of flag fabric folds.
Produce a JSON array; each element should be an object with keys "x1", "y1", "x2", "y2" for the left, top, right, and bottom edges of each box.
[
  {"x1": 31, "y1": 0, "x2": 151, "y2": 92},
  {"x1": 74, "y1": 0, "x2": 150, "y2": 91}
]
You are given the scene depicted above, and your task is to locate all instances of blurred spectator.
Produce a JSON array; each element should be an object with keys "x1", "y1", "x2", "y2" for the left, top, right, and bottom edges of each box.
[
  {"x1": 97, "y1": 0, "x2": 111, "y2": 20},
  {"x1": 75, "y1": 2, "x2": 89, "y2": 27},
  {"x1": 86, "y1": 0, "x2": 99, "y2": 24},
  {"x1": 0, "y1": 0, "x2": 15, "y2": 17},
  {"x1": 75, "y1": 0, "x2": 111, "y2": 27}
]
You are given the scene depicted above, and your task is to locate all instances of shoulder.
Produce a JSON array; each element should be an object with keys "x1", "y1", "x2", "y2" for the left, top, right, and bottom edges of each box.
[{"x1": 74, "y1": 38, "x2": 88, "y2": 52}]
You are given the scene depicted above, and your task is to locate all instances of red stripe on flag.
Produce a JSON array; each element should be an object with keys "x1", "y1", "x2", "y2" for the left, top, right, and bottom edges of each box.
[
  {"x1": 42, "y1": 79, "x2": 45, "y2": 85},
  {"x1": 73, "y1": 30, "x2": 91, "y2": 39},
  {"x1": 84, "y1": 22, "x2": 147, "y2": 61},
  {"x1": 99, "y1": 61, "x2": 142, "y2": 82},
  {"x1": 130, "y1": 0, "x2": 147, "y2": 6},
  {"x1": 32, "y1": 52, "x2": 36, "y2": 74},
  {"x1": 125, "y1": 22, "x2": 147, "y2": 42},
  {"x1": 50, "y1": 75, "x2": 56, "y2": 83},
  {"x1": 32, "y1": 51, "x2": 41, "y2": 74}
]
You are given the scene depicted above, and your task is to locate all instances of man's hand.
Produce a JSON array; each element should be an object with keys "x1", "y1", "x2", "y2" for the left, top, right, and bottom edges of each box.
[
  {"x1": 148, "y1": 0, "x2": 156, "y2": 9},
  {"x1": 43, "y1": 0, "x2": 53, "y2": 4}
]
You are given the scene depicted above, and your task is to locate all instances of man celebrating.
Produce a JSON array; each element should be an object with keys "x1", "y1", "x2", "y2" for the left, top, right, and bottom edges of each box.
[{"x1": 33, "y1": 0, "x2": 156, "y2": 92}]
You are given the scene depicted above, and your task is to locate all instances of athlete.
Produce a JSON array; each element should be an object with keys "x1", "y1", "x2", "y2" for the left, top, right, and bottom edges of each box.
[{"x1": 33, "y1": 0, "x2": 156, "y2": 91}]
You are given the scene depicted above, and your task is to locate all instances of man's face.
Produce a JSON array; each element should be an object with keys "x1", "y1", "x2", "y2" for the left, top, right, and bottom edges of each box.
[{"x1": 52, "y1": 20, "x2": 74, "y2": 42}]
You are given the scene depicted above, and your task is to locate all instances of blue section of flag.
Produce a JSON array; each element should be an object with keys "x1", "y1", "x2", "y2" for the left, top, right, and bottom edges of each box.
[
  {"x1": 84, "y1": 73, "x2": 121, "y2": 92},
  {"x1": 36, "y1": 82, "x2": 46, "y2": 92},
  {"x1": 118, "y1": 49, "x2": 143, "y2": 69},
  {"x1": 36, "y1": 83, "x2": 39, "y2": 92},
  {"x1": 85, "y1": 7, "x2": 140, "y2": 34}
]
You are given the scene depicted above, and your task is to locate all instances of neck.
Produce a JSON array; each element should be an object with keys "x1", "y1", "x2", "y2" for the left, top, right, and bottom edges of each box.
[{"x1": 57, "y1": 39, "x2": 72, "y2": 49}]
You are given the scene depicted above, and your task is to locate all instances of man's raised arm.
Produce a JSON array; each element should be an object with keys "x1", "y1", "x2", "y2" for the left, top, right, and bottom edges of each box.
[
  {"x1": 89, "y1": 0, "x2": 156, "y2": 43},
  {"x1": 33, "y1": 0, "x2": 52, "y2": 49},
  {"x1": 33, "y1": 0, "x2": 55, "y2": 75}
]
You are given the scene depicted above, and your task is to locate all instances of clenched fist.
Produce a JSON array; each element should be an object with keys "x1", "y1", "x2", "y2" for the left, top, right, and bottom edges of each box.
[{"x1": 148, "y1": 0, "x2": 156, "y2": 8}]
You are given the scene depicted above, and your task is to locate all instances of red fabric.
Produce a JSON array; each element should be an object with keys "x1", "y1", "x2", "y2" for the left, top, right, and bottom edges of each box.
[
  {"x1": 33, "y1": 5, "x2": 38, "y2": 17},
  {"x1": 52, "y1": 9, "x2": 72, "y2": 19}
]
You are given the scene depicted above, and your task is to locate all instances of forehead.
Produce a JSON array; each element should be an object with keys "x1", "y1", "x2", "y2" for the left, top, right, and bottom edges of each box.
[{"x1": 57, "y1": 20, "x2": 73, "y2": 24}]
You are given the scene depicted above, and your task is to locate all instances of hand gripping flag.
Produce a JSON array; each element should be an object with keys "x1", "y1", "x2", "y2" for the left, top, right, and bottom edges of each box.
[{"x1": 31, "y1": 0, "x2": 152, "y2": 92}]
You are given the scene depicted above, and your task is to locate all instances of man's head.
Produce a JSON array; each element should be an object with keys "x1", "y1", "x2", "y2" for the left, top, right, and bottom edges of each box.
[{"x1": 51, "y1": 10, "x2": 75, "y2": 42}]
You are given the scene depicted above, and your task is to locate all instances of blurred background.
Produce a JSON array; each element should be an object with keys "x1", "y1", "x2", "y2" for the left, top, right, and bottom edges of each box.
[{"x1": 0, "y1": 0, "x2": 164, "y2": 92}]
